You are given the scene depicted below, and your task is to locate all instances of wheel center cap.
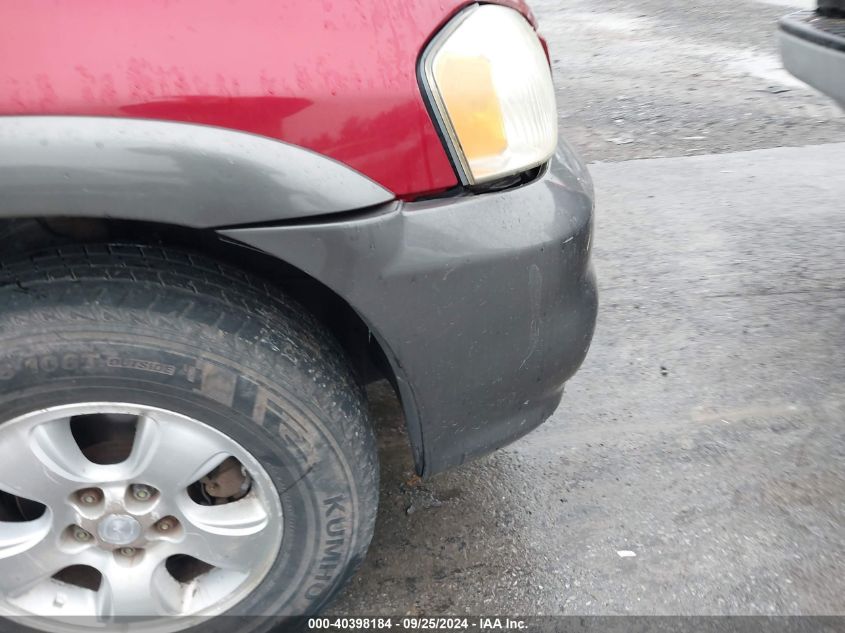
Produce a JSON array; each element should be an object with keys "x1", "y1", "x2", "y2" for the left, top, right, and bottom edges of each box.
[{"x1": 97, "y1": 514, "x2": 142, "y2": 545}]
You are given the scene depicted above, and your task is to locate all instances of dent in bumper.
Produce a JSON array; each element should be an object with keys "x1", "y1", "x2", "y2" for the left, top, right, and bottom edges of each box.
[{"x1": 222, "y1": 139, "x2": 597, "y2": 476}]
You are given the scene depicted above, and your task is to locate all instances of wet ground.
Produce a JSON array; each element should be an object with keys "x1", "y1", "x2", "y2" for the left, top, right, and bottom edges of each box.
[
  {"x1": 540, "y1": 0, "x2": 845, "y2": 162},
  {"x1": 332, "y1": 0, "x2": 845, "y2": 616}
]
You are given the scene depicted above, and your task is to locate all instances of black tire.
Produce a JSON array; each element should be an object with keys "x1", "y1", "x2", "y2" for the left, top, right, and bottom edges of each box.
[{"x1": 0, "y1": 244, "x2": 379, "y2": 633}]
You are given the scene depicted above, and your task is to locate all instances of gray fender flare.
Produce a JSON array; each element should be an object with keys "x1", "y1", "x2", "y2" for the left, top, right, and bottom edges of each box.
[
  {"x1": 0, "y1": 116, "x2": 394, "y2": 227},
  {"x1": 0, "y1": 115, "x2": 422, "y2": 470}
]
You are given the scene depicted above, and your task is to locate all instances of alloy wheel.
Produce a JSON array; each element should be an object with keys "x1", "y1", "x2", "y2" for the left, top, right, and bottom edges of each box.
[{"x1": 0, "y1": 403, "x2": 283, "y2": 630}]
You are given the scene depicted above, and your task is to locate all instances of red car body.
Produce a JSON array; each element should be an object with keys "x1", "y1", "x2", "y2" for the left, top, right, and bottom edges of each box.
[
  {"x1": 0, "y1": 0, "x2": 595, "y2": 481},
  {"x1": 0, "y1": 0, "x2": 532, "y2": 198},
  {"x1": 0, "y1": 1, "x2": 598, "y2": 624}
]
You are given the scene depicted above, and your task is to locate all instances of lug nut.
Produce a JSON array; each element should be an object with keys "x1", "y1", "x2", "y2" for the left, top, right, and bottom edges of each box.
[
  {"x1": 118, "y1": 547, "x2": 136, "y2": 557},
  {"x1": 77, "y1": 488, "x2": 101, "y2": 505},
  {"x1": 130, "y1": 484, "x2": 155, "y2": 501},
  {"x1": 156, "y1": 517, "x2": 177, "y2": 532},
  {"x1": 72, "y1": 527, "x2": 92, "y2": 542}
]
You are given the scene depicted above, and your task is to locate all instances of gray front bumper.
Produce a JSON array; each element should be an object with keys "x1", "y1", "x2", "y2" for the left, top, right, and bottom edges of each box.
[
  {"x1": 224, "y1": 140, "x2": 597, "y2": 476},
  {"x1": 780, "y1": 11, "x2": 845, "y2": 109}
]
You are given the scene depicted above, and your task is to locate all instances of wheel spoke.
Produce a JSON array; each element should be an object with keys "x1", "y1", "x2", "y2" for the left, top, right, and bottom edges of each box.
[
  {"x1": 0, "y1": 418, "x2": 93, "y2": 506},
  {"x1": 125, "y1": 414, "x2": 231, "y2": 491},
  {"x1": 0, "y1": 516, "x2": 62, "y2": 596},
  {"x1": 177, "y1": 495, "x2": 275, "y2": 572},
  {"x1": 0, "y1": 404, "x2": 283, "y2": 620},
  {"x1": 96, "y1": 555, "x2": 171, "y2": 617}
]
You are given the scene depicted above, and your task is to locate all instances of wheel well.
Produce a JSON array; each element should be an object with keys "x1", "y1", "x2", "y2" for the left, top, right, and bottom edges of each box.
[{"x1": 0, "y1": 217, "x2": 398, "y2": 389}]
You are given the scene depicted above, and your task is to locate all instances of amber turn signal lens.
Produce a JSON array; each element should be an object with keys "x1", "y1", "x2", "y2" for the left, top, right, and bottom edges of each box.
[{"x1": 435, "y1": 55, "x2": 508, "y2": 162}]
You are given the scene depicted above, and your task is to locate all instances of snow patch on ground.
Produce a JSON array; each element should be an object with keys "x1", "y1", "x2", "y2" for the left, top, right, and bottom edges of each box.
[
  {"x1": 721, "y1": 48, "x2": 811, "y2": 89},
  {"x1": 562, "y1": 12, "x2": 655, "y2": 33},
  {"x1": 753, "y1": 0, "x2": 814, "y2": 8}
]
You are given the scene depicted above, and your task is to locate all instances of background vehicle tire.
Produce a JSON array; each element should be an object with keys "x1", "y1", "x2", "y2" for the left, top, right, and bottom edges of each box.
[{"x1": 0, "y1": 244, "x2": 379, "y2": 633}]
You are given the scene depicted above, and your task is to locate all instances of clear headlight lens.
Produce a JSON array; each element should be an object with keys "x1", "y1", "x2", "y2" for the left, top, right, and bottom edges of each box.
[{"x1": 421, "y1": 4, "x2": 558, "y2": 185}]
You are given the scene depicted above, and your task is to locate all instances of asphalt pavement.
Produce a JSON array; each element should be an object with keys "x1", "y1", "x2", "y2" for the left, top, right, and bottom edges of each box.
[{"x1": 332, "y1": 0, "x2": 845, "y2": 616}]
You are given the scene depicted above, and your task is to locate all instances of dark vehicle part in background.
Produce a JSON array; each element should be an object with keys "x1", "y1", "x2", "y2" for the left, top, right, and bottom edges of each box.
[
  {"x1": 818, "y1": 0, "x2": 845, "y2": 16},
  {"x1": 780, "y1": 1, "x2": 845, "y2": 108}
]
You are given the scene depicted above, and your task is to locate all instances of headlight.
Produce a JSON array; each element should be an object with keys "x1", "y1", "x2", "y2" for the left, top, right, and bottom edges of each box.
[{"x1": 420, "y1": 4, "x2": 558, "y2": 185}]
